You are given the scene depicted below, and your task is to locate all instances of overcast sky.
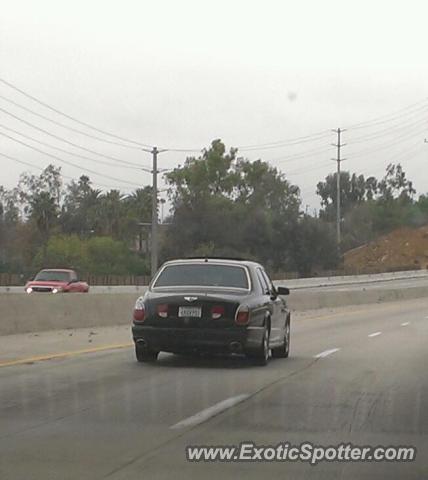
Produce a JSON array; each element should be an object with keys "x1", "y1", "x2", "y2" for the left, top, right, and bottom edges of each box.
[{"x1": 1, "y1": 0, "x2": 428, "y2": 210}]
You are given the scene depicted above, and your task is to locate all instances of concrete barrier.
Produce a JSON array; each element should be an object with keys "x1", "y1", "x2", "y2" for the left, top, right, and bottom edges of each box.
[
  {"x1": 1, "y1": 284, "x2": 428, "y2": 336},
  {"x1": 2, "y1": 269, "x2": 428, "y2": 294},
  {"x1": 288, "y1": 285, "x2": 428, "y2": 310},
  {"x1": 0, "y1": 294, "x2": 137, "y2": 336}
]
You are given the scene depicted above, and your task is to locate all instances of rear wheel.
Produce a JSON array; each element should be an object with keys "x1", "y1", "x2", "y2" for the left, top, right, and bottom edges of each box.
[
  {"x1": 248, "y1": 325, "x2": 270, "y2": 366},
  {"x1": 135, "y1": 344, "x2": 159, "y2": 363},
  {"x1": 272, "y1": 317, "x2": 290, "y2": 358}
]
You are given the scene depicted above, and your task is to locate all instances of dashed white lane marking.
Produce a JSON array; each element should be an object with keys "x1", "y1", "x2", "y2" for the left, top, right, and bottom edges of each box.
[
  {"x1": 170, "y1": 394, "x2": 250, "y2": 429},
  {"x1": 368, "y1": 331, "x2": 382, "y2": 337},
  {"x1": 314, "y1": 348, "x2": 341, "y2": 359},
  {"x1": 401, "y1": 322, "x2": 410, "y2": 326}
]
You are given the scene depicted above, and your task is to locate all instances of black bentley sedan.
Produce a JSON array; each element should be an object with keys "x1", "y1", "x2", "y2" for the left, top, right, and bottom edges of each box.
[{"x1": 131, "y1": 258, "x2": 290, "y2": 365}]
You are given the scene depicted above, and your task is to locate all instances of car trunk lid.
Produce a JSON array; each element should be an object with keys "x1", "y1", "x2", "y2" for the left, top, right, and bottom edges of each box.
[{"x1": 145, "y1": 290, "x2": 247, "y2": 328}]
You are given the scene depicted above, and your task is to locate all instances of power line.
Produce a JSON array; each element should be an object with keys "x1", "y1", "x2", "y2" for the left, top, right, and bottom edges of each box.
[
  {"x1": 0, "y1": 106, "x2": 151, "y2": 169},
  {"x1": 346, "y1": 115, "x2": 428, "y2": 145},
  {"x1": 162, "y1": 98, "x2": 428, "y2": 152},
  {"x1": 269, "y1": 145, "x2": 332, "y2": 164},
  {"x1": 0, "y1": 94, "x2": 146, "y2": 150},
  {"x1": 3, "y1": 77, "x2": 428, "y2": 155},
  {"x1": 240, "y1": 97, "x2": 428, "y2": 152},
  {"x1": 345, "y1": 98, "x2": 428, "y2": 131},
  {"x1": 0, "y1": 123, "x2": 143, "y2": 171},
  {"x1": 161, "y1": 147, "x2": 203, "y2": 153},
  {"x1": 0, "y1": 152, "x2": 134, "y2": 190},
  {"x1": 264, "y1": 116, "x2": 424, "y2": 168},
  {"x1": 0, "y1": 77, "x2": 153, "y2": 149},
  {"x1": 356, "y1": 142, "x2": 425, "y2": 178},
  {"x1": 237, "y1": 130, "x2": 331, "y2": 151},
  {"x1": 0, "y1": 77, "x2": 203, "y2": 153},
  {"x1": 347, "y1": 126, "x2": 427, "y2": 160},
  {"x1": 0, "y1": 131, "x2": 142, "y2": 187}
]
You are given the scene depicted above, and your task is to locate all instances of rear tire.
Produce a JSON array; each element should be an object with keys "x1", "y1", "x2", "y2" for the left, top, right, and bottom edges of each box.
[
  {"x1": 135, "y1": 344, "x2": 159, "y2": 363},
  {"x1": 248, "y1": 325, "x2": 270, "y2": 366},
  {"x1": 272, "y1": 317, "x2": 290, "y2": 358}
]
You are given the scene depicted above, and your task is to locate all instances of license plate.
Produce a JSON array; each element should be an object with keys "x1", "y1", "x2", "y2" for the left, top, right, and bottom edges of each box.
[{"x1": 178, "y1": 306, "x2": 202, "y2": 318}]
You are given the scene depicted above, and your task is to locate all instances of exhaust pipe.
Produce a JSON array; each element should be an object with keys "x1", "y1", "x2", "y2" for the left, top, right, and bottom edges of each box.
[
  {"x1": 136, "y1": 338, "x2": 147, "y2": 347},
  {"x1": 229, "y1": 341, "x2": 242, "y2": 353}
]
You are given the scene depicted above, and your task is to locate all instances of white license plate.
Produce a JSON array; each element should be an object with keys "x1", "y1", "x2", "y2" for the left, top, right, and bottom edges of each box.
[{"x1": 178, "y1": 306, "x2": 202, "y2": 318}]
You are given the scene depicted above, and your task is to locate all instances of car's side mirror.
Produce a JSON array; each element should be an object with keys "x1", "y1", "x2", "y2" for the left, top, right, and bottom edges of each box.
[{"x1": 276, "y1": 286, "x2": 290, "y2": 296}]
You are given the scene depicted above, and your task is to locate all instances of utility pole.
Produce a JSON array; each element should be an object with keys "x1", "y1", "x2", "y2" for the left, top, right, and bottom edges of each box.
[
  {"x1": 142, "y1": 146, "x2": 167, "y2": 277},
  {"x1": 151, "y1": 146, "x2": 159, "y2": 277},
  {"x1": 332, "y1": 128, "x2": 346, "y2": 248}
]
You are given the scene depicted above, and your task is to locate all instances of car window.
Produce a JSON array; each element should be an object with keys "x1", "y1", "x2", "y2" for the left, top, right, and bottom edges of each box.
[
  {"x1": 256, "y1": 268, "x2": 269, "y2": 294},
  {"x1": 261, "y1": 269, "x2": 275, "y2": 293},
  {"x1": 153, "y1": 264, "x2": 250, "y2": 289},
  {"x1": 34, "y1": 271, "x2": 71, "y2": 282}
]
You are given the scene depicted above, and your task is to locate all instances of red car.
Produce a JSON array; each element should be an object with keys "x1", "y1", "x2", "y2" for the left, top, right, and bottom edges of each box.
[{"x1": 25, "y1": 269, "x2": 89, "y2": 294}]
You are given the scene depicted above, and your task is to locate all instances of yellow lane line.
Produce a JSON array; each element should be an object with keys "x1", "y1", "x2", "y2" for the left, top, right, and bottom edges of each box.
[{"x1": 0, "y1": 343, "x2": 133, "y2": 368}]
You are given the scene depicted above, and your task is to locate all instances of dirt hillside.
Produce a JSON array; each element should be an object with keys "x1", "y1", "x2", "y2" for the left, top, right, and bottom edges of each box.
[{"x1": 344, "y1": 226, "x2": 428, "y2": 271}]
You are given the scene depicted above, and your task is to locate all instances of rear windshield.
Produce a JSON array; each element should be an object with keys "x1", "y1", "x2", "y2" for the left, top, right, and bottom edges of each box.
[
  {"x1": 153, "y1": 264, "x2": 249, "y2": 289},
  {"x1": 34, "y1": 271, "x2": 71, "y2": 282}
]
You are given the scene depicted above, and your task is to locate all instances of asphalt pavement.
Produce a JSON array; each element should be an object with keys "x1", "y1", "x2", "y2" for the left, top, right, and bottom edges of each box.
[{"x1": 1, "y1": 298, "x2": 427, "y2": 479}]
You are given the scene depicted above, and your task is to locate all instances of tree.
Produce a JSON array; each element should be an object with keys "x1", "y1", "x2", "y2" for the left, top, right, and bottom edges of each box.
[
  {"x1": 0, "y1": 165, "x2": 155, "y2": 276},
  {"x1": 96, "y1": 190, "x2": 126, "y2": 238},
  {"x1": 29, "y1": 191, "x2": 59, "y2": 241},
  {"x1": 234, "y1": 159, "x2": 300, "y2": 215},
  {"x1": 289, "y1": 215, "x2": 338, "y2": 276},
  {"x1": 85, "y1": 236, "x2": 146, "y2": 275},
  {"x1": 61, "y1": 175, "x2": 102, "y2": 237},
  {"x1": 317, "y1": 171, "x2": 373, "y2": 222},
  {"x1": 163, "y1": 140, "x2": 303, "y2": 271},
  {"x1": 33, "y1": 234, "x2": 88, "y2": 271},
  {"x1": 15, "y1": 165, "x2": 63, "y2": 262},
  {"x1": 122, "y1": 187, "x2": 152, "y2": 247},
  {"x1": 166, "y1": 139, "x2": 238, "y2": 208},
  {"x1": 34, "y1": 234, "x2": 149, "y2": 276},
  {"x1": 377, "y1": 163, "x2": 415, "y2": 203}
]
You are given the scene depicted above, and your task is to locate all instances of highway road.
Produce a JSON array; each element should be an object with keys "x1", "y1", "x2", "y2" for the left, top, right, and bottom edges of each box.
[{"x1": 1, "y1": 298, "x2": 427, "y2": 479}]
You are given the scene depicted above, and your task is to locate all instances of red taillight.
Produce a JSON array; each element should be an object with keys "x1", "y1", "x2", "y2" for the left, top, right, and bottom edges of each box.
[
  {"x1": 157, "y1": 304, "x2": 168, "y2": 318},
  {"x1": 211, "y1": 305, "x2": 225, "y2": 319},
  {"x1": 235, "y1": 306, "x2": 250, "y2": 325},
  {"x1": 133, "y1": 307, "x2": 145, "y2": 322}
]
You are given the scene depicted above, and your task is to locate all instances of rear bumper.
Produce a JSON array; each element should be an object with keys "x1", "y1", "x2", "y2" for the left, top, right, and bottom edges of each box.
[{"x1": 132, "y1": 324, "x2": 264, "y2": 354}]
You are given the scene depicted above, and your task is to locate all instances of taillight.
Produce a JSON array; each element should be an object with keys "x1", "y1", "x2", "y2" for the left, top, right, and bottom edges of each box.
[
  {"x1": 211, "y1": 305, "x2": 225, "y2": 319},
  {"x1": 133, "y1": 308, "x2": 145, "y2": 322},
  {"x1": 133, "y1": 298, "x2": 145, "y2": 322},
  {"x1": 157, "y1": 304, "x2": 168, "y2": 318},
  {"x1": 235, "y1": 305, "x2": 250, "y2": 325}
]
